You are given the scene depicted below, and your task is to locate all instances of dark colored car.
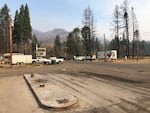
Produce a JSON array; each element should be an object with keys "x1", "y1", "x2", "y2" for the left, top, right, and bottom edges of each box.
[{"x1": 85, "y1": 56, "x2": 92, "y2": 61}]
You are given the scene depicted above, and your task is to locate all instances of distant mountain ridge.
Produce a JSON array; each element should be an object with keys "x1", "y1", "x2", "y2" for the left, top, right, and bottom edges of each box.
[{"x1": 32, "y1": 28, "x2": 69, "y2": 44}]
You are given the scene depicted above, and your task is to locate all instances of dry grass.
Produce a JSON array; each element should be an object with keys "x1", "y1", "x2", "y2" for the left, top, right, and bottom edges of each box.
[{"x1": 114, "y1": 57, "x2": 150, "y2": 64}]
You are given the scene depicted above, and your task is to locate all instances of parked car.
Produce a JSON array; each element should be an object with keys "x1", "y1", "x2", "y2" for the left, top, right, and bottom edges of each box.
[
  {"x1": 74, "y1": 56, "x2": 85, "y2": 61},
  {"x1": 85, "y1": 56, "x2": 92, "y2": 61},
  {"x1": 50, "y1": 57, "x2": 64, "y2": 64},
  {"x1": 0, "y1": 56, "x2": 5, "y2": 64},
  {"x1": 32, "y1": 57, "x2": 51, "y2": 64},
  {"x1": 56, "y1": 57, "x2": 64, "y2": 64}
]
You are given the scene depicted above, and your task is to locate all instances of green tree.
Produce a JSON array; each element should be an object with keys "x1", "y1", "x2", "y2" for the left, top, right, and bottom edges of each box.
[
  {"x1": 0, "y1": 4, "x2": 10, "y2": 53},
  {"x1": 66, "y1": 32, "x2": 76, "y2": 58},
  {"x1": 13, "y1": 4, "x2": 25, "y2": 53},
  {"x1": 72, "y1": 27, "x2": 82, "y2": 56},
  {"x1": 23, "y1": 4, "x2": 32, "y2": 42},
  {"x1": 32, "y1": 34, "x2": 39, "y2": 58},
  {"x1": 66, "y1": 27, "x2": 83, "y2": 58},
  {"x1": 13, "y1": 4, "x2": 32, "y2": 54},
  {"x1": 13, "y1": 10, "x2": 21, "y2": 52},
  {"x1": 0, "y1": 4, "x2": 10, "y2": 18},
  {"x1": 109, "y1": 33, "x2": 127, "y2": 57},
  {"x1": 55, "y1": 35, "x2": 61, "y2": 49},
  {"x1": 23, "y1": 4, "x2": 32, "y2": 54},
  {"x1": 54, "y1": 35, "x2": 61, "y2": 57},
  {"x1": 81, "y1": 26, "x2": 92, "y2": 55},
  {"x1": 18, "y1": 4, "x2": 25, "y2": 42}
]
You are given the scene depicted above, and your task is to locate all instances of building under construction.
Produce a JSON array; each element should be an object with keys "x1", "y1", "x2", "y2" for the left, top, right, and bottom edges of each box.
[{"x1": 0, "y1": 15, "x2": 10, "y2": 55}]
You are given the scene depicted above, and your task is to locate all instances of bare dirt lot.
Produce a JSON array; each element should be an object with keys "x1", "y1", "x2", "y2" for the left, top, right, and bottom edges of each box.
[{"x1": 0, "y1": 61, "x2": 150, "y2": 113}]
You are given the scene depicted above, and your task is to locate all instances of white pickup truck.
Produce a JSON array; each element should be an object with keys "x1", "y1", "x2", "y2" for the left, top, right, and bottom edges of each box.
[
  {"x1": 32, "y1": 57, "x2": 51, "y2": 64},
  {"x1": 50, "y1": 57, "x2": 64, "y2": 64},
  {"x1": 74, "y1": 56, "x2": 85, "y2": 61}
]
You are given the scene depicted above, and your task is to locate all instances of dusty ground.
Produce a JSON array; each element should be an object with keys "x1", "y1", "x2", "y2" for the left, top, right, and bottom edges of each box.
[{"x1": 0, "y1": 61, "x2": 150, "y2": 113}]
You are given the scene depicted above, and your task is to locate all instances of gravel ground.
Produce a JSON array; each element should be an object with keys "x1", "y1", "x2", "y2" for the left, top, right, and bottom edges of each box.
[{"x1": 0, "y1": 61, "x2": 150, "y2": 113}]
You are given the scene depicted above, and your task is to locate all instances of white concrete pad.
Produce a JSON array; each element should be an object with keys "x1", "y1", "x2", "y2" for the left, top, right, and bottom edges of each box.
[{"x1": 24, "y1": 73, "x2": 78, "y2": 109}]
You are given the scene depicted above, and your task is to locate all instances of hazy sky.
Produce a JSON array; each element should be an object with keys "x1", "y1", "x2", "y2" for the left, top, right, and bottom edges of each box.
[{"x1": 0, "y1": 0, "x2": 150, "y2": 40}]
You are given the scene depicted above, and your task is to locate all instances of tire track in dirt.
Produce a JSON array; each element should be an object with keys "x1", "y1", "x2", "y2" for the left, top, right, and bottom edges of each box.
[
  {"x1": 77, "y1": 72, "x2": 150, "y2": 95},
  {"x1": 54, "y1": 74, "x2": 123, "y2": 103},
  {"x1": 44, "y1": 73, "x2": 150, "y2": 113},
  {"x1": 47, "y1": 73, "x2": 112, "y2": 108}
]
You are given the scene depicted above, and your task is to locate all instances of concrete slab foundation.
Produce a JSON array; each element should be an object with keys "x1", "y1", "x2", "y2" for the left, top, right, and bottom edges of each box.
[{"x1": 24, "y1": 73, "x2": 78, "y2": 109}]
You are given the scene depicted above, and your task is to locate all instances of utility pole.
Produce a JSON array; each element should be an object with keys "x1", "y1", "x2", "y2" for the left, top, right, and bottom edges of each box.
[
  {"x1": 104, "y1": 34, "x2": 106, "y2": 60},
  {"x1": 9, "y1": 17, "x2": 13, "y2": 68},
  {"x1": 132, "y1": 7, "x2": 135, "y2": 59},
  {"x1": 36, "y1": 44, "x2": 38, "y2": 58},
  {"x1": 116, "y1": 7, "x2": 120, "y2": 58},
  {"x1": 124, "y1": 11, "x2": 129, "y2": 57},
  {"x1": 135, "y1": 30, "x2": 139, "y2": 61},
  {"x1": 103, "y1": 34, "x2": 105, "y2": 51}
]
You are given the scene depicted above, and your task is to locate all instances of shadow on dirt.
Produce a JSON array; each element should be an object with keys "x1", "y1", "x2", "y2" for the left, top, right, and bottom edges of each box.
[{"x1": 79, "y1": 72, "x2": 143, "y2": 84}]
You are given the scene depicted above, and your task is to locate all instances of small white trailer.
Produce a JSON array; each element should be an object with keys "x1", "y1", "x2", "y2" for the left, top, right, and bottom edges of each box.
[
  {"x1": 110, "y1": 50, "x2": 117, "y2": 60},
  {"x1": 4, "y1": 53, "x2": 32, "y2": 65},
  {"x1": 97, "y1": 50, "x2": 117, "y2": 60}
]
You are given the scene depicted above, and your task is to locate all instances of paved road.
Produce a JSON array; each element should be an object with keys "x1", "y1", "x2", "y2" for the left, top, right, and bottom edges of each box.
[{"x1": 0, "y1": 61, "x2": 150, "y2": 113}]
